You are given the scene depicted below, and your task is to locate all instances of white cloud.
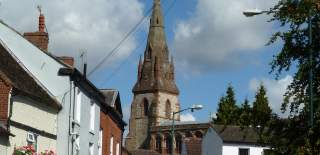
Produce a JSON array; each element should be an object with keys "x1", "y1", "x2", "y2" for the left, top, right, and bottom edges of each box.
[
  {"x1": 173, "y1": 0, "x2": 277, "y2": 72},
  {"x1": 180, "y1": 113, "x2": 196, "y2": 122},
  {"x1": 249, "y1": 75, "x2": 293, "y2": 117},
  {"x1": 0, "y1": 0, "x2": 144, "y2": 74}
]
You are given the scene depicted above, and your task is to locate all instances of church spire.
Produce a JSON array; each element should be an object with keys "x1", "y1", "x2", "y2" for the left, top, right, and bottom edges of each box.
[{"x1": 132, "y1": 0, "x2": 179, "y2": 94}]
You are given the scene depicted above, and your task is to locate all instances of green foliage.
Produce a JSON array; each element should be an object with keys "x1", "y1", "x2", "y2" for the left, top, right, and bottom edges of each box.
[
  {"x1": 238, "y1": 98, "x2": 252, "y2": 129},
  {"x1": 252, "y1": 84, "x2": 272, "y2": 130},
  {"x1": 266, "y1": 0, "x2": 320, "y2": 154},
  {"x1": 215, "y1": 84, "x2": 239, "y2": 125}
]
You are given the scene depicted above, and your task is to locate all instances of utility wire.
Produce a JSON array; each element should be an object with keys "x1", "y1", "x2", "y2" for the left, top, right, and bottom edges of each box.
[
  {"x1": 101, "y1": 0, "x2": 178, "y2": 83},
  {"x1": 87, "y1": 6, "x2": 154, "y2": 76}
]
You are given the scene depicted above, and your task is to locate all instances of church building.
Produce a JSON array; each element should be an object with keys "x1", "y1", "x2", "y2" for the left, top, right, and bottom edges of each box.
[{"x1": 125, "y1": 0, "x2": 209, "y2": 154}]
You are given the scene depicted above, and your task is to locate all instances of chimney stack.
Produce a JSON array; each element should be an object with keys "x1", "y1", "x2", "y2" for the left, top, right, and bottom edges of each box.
[
  {"x1": 39, "y1": 13, "x2": 45, "y2": 32},
  {"x1": 23, "y1": 6, "x2": 49, "y2": 52}
]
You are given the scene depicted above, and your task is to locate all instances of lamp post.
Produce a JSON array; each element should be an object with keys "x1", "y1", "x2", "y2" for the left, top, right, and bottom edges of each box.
[
  {"x1": 243, "y1": 0, "x2": 314, "y2": 127},
  {"x1": 170, "y1": 104, "x2": 203, "y2": 155}
]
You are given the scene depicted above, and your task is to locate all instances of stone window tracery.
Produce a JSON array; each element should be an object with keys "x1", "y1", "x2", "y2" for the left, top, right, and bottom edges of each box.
[{"x1": 165, "y1": 100, "x2": 171, "y2": 119}]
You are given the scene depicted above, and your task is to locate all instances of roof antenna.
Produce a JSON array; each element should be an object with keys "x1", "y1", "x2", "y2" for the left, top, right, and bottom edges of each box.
[{"x1": 37, "y1": 5, "x2": 42, "y2": 14}]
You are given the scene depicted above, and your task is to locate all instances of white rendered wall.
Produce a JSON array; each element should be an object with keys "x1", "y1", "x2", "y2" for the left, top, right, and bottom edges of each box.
[
  {"x1": 223, "y1": 144, "x2": 268, "y2": 155},
  {"x1": 7, "y1": 95, "x2": 58, "y2": 154}
]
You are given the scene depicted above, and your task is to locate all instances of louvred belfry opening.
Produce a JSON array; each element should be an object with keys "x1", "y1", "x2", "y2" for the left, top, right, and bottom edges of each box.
[{"x1": 133, "y1": 0, "x2": 179, "y2": 95}]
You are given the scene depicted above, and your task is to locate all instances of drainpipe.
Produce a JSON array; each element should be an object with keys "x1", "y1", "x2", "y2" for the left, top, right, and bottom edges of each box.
[{"x1": 7, "y1": 88, "x2": 13, "y2": 132}]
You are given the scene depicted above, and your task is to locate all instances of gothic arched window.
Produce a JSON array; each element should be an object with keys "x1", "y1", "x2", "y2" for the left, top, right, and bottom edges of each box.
[
  {"x1": 175, "y1": 134, "x2": 182, "y2": 154},
  {"x1": 185, "y1": 131, "x2": 192, "y2": 137},
  {"x1": 156, "y1": 135, "x2": 162, "y2": 153},
  {"x1": 143, "y1": 98, "x2": 149, "y2": 116},
  {"x1": 195, "y1": 131, "x2": 203, "y2": 138},
  {"x1": 165, "y1": 100, "x2": 171, "y2": 119},
  {"x1": 165, "y1": 134, "x2": 172, "y2": 154}
]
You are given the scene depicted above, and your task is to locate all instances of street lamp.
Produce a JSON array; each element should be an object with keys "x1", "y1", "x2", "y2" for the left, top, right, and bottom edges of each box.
[
  {"x1": 243, "y1": 1, "x2": 314, "y2": 127},
  {"x1": 170, "y1": 105, "x2": 203, "y2": 155},
  {"x1": 243, "y1": 9, "x2": 268, "y2": 17}
]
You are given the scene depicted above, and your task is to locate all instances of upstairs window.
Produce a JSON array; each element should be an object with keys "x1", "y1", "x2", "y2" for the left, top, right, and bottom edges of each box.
[
  {"x1": 239, "y1": 148, "x2": 249, "y2": 155},
  {"x1": 98, "y1": 129, "x2": 103, "y2": 155},
  {"x1": 110, "y1": 136, "x2": 114, "y2": 155},
  {"x1": 90, "y1": 101, "x2": 95, "y2": 131},
  {"x1": 75, "y1": 88, "x2": 82, "y2": 123},
  {"x1": 89, "y1": 143, "x2": 94, "y2": 155}
]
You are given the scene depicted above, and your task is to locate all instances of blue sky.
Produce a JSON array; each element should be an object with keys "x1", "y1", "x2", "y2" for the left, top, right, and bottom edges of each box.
[{"x1": 0, "y1": 0, "x2": 294, "y2": 123}]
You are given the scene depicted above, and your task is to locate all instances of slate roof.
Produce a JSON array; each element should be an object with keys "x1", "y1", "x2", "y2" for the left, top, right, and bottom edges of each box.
[
  {"x1": 183, "y1": 137, "x2": 202, "y2": 155},
  {"x1": 212, "y1": 125, "x2": 260, "y2": 144},
  {"x1": 0, "y1": 47, "x2": 60, "y2": 109},
  {"x1": 100, "y1": 89, "x2": 118, "y2": 107},
  {"x1": 100, "y1": 89, "x2": 123, "y2": 116},
  {"x1": 129, "y1": 149, "x2": 161, "y2": 155}
]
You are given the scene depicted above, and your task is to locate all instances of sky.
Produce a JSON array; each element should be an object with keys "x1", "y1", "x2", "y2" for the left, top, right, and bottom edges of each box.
[{"x1": 0, "y1": 0, "x2": 295, "y2": 126}]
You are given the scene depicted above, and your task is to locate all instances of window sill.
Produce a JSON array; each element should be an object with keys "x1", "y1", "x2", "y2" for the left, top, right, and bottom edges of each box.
[{"x1": 89, "y1": 130, "x2": 95, "y2": 135}]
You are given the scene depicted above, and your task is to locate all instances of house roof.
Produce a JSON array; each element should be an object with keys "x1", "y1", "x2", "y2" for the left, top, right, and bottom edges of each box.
[
  {"x1": 129, "y1": 149, "x2": 161, "y2": 155},
  {"x1": 0, "y1": 46, "x2": 60, "y2": 109},
  {"x1": 212, "y1": 125, "x2": 261, "y2": 145},
  {"x1": 0, "y1": 20, "x2": 72, "y2": 105},
  {"x1": 183, "y1": 137, "x2": 202, "y2": 155},
  {"x1": 100, "y1": 89, "x2": 123, "y2": 116}
]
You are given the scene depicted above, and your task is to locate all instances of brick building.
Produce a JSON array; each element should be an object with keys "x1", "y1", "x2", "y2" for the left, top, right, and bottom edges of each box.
[{"x1": 100, "y1": 90, "x2": 126, "y2": 155}]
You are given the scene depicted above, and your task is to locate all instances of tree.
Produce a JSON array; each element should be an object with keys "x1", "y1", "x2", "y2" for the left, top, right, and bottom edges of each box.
[
  {"x1": 215, "y1": 84, "x2": 239, "y2": 125},
  {"x1": 238, "y1": 98, "x2": 252, "y2": 129},
  {"x1": 266, "y1": 0, "x2": 320, "y2": 153},
  {"x1": 252, "y1": 84, "x2": 272, "y2": 133}
]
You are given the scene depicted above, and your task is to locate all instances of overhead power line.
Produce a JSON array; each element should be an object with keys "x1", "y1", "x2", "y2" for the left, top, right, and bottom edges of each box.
[
  {"x1": 87, "y1": 6, "x2": 154, "y2": 76},
  {"x1": 101, "y1": 0, "x2": 179, "y2": 82}
]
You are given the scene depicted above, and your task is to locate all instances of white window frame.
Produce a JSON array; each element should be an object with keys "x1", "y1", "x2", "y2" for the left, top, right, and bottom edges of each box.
[
  {"x1": 75, "y1": 88, "x2": 82, "y2": 123},
  {"x1": 116, "y1": 142, "x2": 120, "y2": 155},
  {"x1": 90, "y1": 101, "x2": 95, "y2": 131},
  {"x1": 110, "y1": 136, "x2": 114, "y2": 155},
  {"x1": 98, "y1": 129, "x2": 103, "y2": 155},
  {"x1": 26, "y1": 132, "x2": 37, "y2": 152},
  {"x1": 89, "y1": 143, "x2": 94, "y2": 155},
  {"x1": 75, "y1": 135, "x2": 80, "y2": 153}
]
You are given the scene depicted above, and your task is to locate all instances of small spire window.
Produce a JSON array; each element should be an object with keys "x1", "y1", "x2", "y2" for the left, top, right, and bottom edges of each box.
[
  {"x1": 165, "y1": 100, "x2": 171, "y2": 119},
  {"x1": 143, "y1": 98, "x2": 149, "y2": 116}
]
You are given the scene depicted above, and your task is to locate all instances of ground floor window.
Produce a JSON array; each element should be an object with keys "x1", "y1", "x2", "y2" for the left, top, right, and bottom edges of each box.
[{"x1": 239, "y1": 148, "x2": 249, "y2": 155}]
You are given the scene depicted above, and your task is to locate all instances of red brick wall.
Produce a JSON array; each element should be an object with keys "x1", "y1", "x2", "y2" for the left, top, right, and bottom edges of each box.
[
  {"x1": 0, "y1": 77, "x2": 11, "y2": 122},
  {"x1": 100, "y1": 111, "x2": 123, "y2": 155},
  {"x1": 23, "y1": 32, "x2": 49, "y2": 51}
]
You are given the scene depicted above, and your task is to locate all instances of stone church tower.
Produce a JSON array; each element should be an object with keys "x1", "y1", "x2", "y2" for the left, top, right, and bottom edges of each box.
[{"x1": 125, "y1": 0, "x2": 180, "y2": 151}]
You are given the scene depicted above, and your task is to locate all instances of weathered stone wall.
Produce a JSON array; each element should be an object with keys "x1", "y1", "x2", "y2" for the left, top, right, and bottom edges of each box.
[{"x1": 125, "y1": 92, "x2": 179, "y2": 151}]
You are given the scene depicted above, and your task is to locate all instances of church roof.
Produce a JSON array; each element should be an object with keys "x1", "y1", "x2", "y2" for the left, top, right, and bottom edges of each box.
[{"x1": 132, "y1": 0, "x2": 179, "y2": 94}]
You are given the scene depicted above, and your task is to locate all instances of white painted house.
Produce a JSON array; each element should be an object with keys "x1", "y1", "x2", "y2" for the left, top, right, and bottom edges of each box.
[
  {"x1": 0, "y1": 15, "x2": 105, "y2": 155},
  {"x1": 202, "y1": 125, "x2": 270, "y2": 155}
]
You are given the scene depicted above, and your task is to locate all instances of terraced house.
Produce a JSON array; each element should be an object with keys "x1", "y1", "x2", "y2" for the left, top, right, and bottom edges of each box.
[{"x1": 0, "y1": 11, "x2": 125, "y2": 155}]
